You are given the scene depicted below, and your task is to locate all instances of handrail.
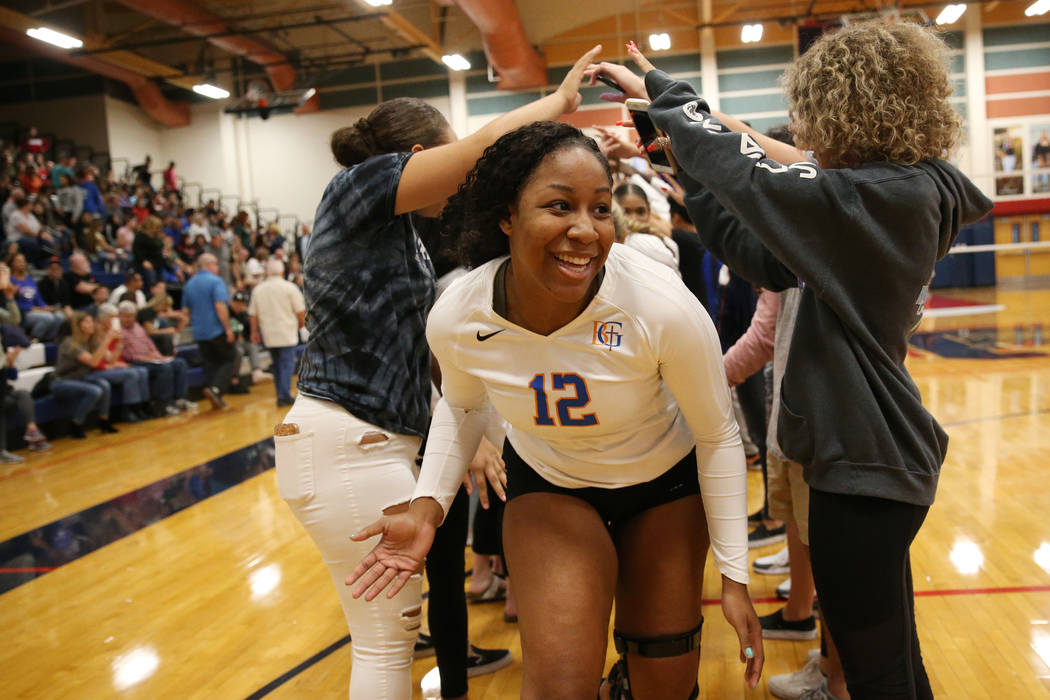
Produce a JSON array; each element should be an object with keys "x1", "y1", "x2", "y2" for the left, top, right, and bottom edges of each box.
[
  {"x1": 220, "y1": 195, "x2": 241, "y2": 216},
  {"x1": 277, "y1": 213, "x2": 300, "y2": 239},
  {"x1": 200, "y1": 188, "x2": 222, "y2": 208},
  {"x1": 182, "y1": 182, "x2": 202, "y2": 204},
  {"x1": 110, "y1": 157, "x2": 130, "y2": 180}
]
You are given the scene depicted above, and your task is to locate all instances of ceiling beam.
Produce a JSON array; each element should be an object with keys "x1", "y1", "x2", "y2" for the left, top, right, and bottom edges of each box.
[{"x1": 347, "y1": 1, "x2": 445, "y2": 64}]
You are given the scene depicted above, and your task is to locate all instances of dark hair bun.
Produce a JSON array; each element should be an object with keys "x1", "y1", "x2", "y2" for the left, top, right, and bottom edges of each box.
[{"x1": 330, "y1": 119, "x2": 377, "y2": 168}]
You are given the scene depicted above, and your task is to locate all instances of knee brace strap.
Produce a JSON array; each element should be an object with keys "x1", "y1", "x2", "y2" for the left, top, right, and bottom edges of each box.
[{"x1": 613, "y1": 619, "x2": 703, "y2": 659}]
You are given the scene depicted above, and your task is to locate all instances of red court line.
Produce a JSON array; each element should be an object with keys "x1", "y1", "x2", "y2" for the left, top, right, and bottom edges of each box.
[
  {"x1": 700, "y1": 584, "x2": 1050, "y2": 607},
  {"x1": 0, "y1": 567, "x2": 56, "y2": 573}
]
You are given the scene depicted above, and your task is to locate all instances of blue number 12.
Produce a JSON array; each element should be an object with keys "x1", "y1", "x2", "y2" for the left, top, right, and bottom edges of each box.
[{"x1": 528, "y1": 373, "x2": 598, "y2": 427}]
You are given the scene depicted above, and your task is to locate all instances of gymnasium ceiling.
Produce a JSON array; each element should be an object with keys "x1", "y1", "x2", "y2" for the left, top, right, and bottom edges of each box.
[{"x1": 0, "y1": 0, "x2": 1035, "y2": 98}]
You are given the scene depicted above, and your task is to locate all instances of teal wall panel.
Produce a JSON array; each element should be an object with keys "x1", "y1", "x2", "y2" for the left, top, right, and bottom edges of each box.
[
  {"x1": 984, "y1": 47, "x2": 1050, "y2": 71},
  {"x1": 716, "y1": 45, "x2": 794, "y2": 69},
  {"x1": 718, "y1": 68, "x2": 785, "y2": 92}
]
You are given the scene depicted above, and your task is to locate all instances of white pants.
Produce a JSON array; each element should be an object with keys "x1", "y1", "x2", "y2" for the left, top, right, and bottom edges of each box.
[{"x1": 275, "y1": 395, "x2": 423, "y2": 699}]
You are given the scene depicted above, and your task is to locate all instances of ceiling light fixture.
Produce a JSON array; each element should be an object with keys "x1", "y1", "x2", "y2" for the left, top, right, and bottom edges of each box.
[
  {"x1": 26, "y1": 27, "x2": 83, "y2": 50},
  {"x1": 442, "y1": 54, "x2": 471, "y2": 71},
  {"x1": 1026, "y1": 0, "x2": 1050, "y2": 15},
  {"x1": 364, "y1": 0, "x2": 393, "y2": 6},
  {"x1": 935, "y1": 4, "x2": 967, "y2": 24},
  {"x1": 741, "y1": 24, "x2": 764, "y2": 43},
  {"x1": 648, "y1": 33, "x2": 671, "y2": 51},
  {"x1": 192, "y1": 83, "x2": 231, "y2": 100}
]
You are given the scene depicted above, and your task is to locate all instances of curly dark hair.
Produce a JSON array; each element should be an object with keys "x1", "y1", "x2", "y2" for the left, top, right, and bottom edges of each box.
[{"x1": 440, "y1": 121, "x2": 612, "y2": 268}]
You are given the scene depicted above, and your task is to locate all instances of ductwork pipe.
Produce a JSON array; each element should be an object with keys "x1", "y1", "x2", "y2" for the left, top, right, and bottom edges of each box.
[
  {"x1": 0, "y1": 26, "x2": 190, "y2": 127},
  {"x1": 451, "y1": 0, "x2": 547, "y2": 90},
  {"x1": 112, "y1": 0, "x2": 318, "y2": 112}
]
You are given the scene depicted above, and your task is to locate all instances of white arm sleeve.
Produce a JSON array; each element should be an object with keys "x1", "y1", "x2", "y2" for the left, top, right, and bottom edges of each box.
[
  {"x1": 411, "y1": 310, "x2": 496, "y2": 520},
  {"x1": 411, "y1": 396, "x2": 490, "y2": 518},
  {"x1": 659, "y1": 298, "x2": 750, "y2": 584}
]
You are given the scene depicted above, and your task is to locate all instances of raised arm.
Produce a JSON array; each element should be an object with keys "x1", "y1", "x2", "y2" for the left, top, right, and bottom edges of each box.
[{"x1": 394, "y1": 45, "x2": 603, "y2": 215}]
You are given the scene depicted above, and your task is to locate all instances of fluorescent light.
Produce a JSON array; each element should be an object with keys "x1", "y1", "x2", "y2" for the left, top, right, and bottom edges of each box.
[
  {"x1": 302, "y1": 87, "x2": 317, "y2": 101},
  {"x1": 1026, "y1": 0, "x2": 1050, "y2": 15},
  {"x1": 741, "y1": 24, "x2": 764, "y2": 43},
  {"x1": 648, "y1": 33, "x2": 671, "y2": 51},
  {"x1": 442, "y1": 54, "x2": 471, "y2": 71},
  {"x1": 26, "y1": 27, "x2": 83, "y2": 50},
  {"x1": 935, "y1": 4, "x2": 967, "y2": 24},
  {"x1": 192, "y1": 83, "x2": 230, "y2": 99},
  {"x1": 364, "y1": 0, "x2": 392, "y2": 5}
]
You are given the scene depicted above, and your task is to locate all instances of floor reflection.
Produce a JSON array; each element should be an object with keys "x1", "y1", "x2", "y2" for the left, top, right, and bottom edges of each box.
[
  {"x1": 911, "y1": 324, "x2": 1049, "y2": 359},
  {"x1": 0, "y1": 438, "x2": 275, "y2": 594}
]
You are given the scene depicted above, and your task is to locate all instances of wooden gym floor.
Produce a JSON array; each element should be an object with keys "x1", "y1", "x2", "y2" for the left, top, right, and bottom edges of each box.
[{"x1": 1, "y1": 285, "x2": 1049, "y2": 699}]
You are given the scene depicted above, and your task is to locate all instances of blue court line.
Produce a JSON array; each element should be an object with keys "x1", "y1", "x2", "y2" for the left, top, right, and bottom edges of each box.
[
  {"x1": 0, "y1": 437, "x2": 275, "y2": 595},
  {"x1": 244, "y1": 571, "x2": 473, "y2": 699}
]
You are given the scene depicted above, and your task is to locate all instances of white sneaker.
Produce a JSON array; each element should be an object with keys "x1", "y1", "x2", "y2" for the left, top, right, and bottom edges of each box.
[
  {"x1": 754, "y1": 546, "x2": 790, "y2": 575},
  {"x1": 175, "y1": 398, "x2": 198, "y2": 411},
  {"x1": 252, "y1": 369, "x2": 272, "y2": 383},
  {"x1": 777, "y1": 577, "x2": 792, "y2": 600},
  {"x1": 769, "y1": 648, "x2": 824, "y2": 699}
]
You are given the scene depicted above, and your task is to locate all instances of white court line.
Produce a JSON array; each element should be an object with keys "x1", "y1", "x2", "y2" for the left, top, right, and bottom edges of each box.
[{"x1": 923, "y1": 304, "x2": 1006, "y2": 318}]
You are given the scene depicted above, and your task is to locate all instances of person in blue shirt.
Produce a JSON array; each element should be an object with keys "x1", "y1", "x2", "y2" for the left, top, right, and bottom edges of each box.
[
  {"x1": 181, "y1": 253, "x2": 234, "y2": 408},
  {"x1": 76, "y1": 168, "x2": 105, "y2": 218},
  {"x1": 7, "y1": 252, "x2": 65, "y2": 340}
]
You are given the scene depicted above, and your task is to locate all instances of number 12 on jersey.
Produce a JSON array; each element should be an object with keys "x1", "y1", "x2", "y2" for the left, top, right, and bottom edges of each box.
[{"x1": 528, "y1": 373, "x2": 598, "y2": 427}]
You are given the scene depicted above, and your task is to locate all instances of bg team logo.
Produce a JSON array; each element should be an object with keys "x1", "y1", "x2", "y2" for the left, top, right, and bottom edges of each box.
[{"x1": 592, "y1": 321, "x2": 623, "y2": 350}]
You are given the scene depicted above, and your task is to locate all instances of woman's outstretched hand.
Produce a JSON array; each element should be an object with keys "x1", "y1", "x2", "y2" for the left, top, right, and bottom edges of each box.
[
  {"x1": 556, "y1": 44, "x2": 605, "y2": 114},
  {"x1": 585, "y1": 40, "x2": 658, "y2": 103},
  {"x1": 346, "y1": 499, "x2": 443, "y2": 601},
  {"x1": 721, "y1": 576, "x2": 765, "y2": 689}
]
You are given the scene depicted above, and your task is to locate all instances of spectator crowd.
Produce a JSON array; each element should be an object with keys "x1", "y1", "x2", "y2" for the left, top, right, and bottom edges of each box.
[{"x1": 0, "y1": 131, "x2": 308, "y2": 455}]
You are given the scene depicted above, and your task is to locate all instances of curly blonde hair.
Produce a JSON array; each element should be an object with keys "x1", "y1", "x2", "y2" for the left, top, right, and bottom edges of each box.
[{"x1": 783, "y1": 21, "x2": 961, "y2": 166}]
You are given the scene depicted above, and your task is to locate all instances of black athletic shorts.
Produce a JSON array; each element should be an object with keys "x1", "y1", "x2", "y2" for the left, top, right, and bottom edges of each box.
[{"x1": 503, "y1": 441, "x2": 701, "y2": 533}]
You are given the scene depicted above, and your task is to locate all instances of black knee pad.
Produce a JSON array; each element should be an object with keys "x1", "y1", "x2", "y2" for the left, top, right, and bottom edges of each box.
[{"x1": 606, "y1": 619, "x2": 703, "y2": 700}]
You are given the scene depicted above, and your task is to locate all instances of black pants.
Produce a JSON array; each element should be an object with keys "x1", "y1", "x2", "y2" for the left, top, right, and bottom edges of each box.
[
  {"x1": 425, "y1": 486, "x2": 469, "y2": 698},
  {"x1": 197, "y1": 335, "x2": 237, "y2": 394},
  {"x1": 736, "y1": 371, "x2": 768, "y2": 516},
  {"x1": 809, "y1": 488, "x2": 933, "y2": 700},
  {"x1": 472, "y1": 482, "x2": 506, "y2": 559}
]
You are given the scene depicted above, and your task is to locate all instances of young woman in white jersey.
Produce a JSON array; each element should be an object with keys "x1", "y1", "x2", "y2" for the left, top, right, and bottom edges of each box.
[{"x1": 347, "y1": 121, "x2": 763, "y2": 699}]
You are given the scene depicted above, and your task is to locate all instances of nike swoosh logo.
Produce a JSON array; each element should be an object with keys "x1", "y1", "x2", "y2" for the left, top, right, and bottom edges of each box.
[{"x1": 476, "y1": 329, "x2": 505, "y2": 342}]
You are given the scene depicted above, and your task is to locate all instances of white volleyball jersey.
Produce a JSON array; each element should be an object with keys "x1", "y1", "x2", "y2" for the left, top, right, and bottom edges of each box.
[
  {"x1": 416, "y1": 244, "x2": 749, "y2": 582},
  {"x1": 429, "y1": 244, "x2": 736, "y2": 486}
]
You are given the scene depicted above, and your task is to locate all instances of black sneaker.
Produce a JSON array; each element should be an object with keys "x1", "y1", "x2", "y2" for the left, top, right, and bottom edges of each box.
[
  {"x1": 748, "y1": 522, "x2": 786, "y2": 549},
  {"x1": 760, "y1": 608, "x2": 818, "y2": 640},
  {"x1": 465, "y1": 645, "x2": 513, "y2": 678},
  {"x1": 413, "y1": 632, "x2": 435, "y2": 659},
  {"x1": 203, "y1": 387, "x2": 227, "y2": 409},
  {"x1": 98, "y1": 418, "x2": 119, "y2": 434},
  {"x1": 70, "y1": 423, "x2": 87, "y2": 439},
  {"x1": 747, "y1": 509, "x2": 765, "y2": 524}
]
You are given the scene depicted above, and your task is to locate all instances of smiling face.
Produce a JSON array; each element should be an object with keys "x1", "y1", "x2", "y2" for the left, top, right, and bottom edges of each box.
[
  {"x1": 616, "y1": 191, "x2": 650, "y2": 223},
  {"x1": 500, "y1": 146, "x2": 614, "y2": 332}
]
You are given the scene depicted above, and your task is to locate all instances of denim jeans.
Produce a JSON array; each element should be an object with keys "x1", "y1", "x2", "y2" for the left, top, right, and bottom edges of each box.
[
  {"x1": 90, "y1": 367, "x2": 149, "y2": 405},
  {"x1": 133, "y1": 357, "x2": 188, "y2": 405},
  {"x1": 52, "y1": 377, "x2": 109, "y2": 423},
  {"x1": 268, "y1": 346, "x2": 298, "y2": 402},
  {"x1": 23, "y1": 310, "x2": 66, "y2": 341},
  {"x1": 277, "y1": 395, "x2": 422, "y2": 698}
]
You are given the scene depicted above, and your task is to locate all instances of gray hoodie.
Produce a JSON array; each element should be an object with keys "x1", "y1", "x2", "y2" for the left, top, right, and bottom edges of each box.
[{"x1": 646, "y1": 70, "x2": 993, "y2": 506}]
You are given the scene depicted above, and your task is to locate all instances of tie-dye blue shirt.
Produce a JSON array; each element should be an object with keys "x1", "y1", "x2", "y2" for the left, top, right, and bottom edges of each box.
[{"x1": 298, "y1": 153, "x2": 436, "y2": 437}]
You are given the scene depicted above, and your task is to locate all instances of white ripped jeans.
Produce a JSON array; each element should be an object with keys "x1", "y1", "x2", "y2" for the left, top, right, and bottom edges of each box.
[{"x1": 275, "y1": 394, "x2": 422, "y2": 699}]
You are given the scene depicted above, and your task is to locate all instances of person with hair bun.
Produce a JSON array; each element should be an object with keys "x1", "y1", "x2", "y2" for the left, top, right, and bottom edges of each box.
[
  {"x1": 348, "y1": 120, "x2": 763, "y2": 698},
  {"x1": 278, "y1": 46, "x2": 603, "y2": 700},
  {"x1": 590, "y1": 22, "x2": 993, "y2": 700}
]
